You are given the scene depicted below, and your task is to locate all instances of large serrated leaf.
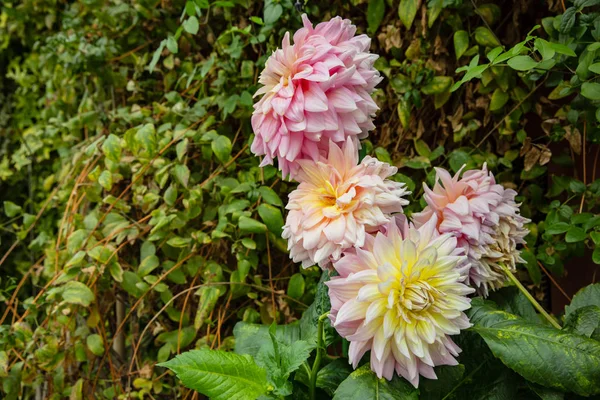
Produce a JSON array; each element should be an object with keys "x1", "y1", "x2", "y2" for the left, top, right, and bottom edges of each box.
[
  {"x1": 468, "y1": 299, "x2": 600, "y2": 396},
  {"x1": 565, "y1": 283, "x2": 600, "y2": 317},
  {"x1": 333, "y1": 364, "x2": 419, "y2": 399},
  {"x1": 234, "y1": 321, "x2": 303, "y2": 359},
  {"x1": 159, "y1": 349, "x2": 268, "y2": 400}
]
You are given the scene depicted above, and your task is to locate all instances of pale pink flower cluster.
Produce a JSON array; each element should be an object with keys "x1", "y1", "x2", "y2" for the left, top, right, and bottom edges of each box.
[
  {"x1": 412, "y1": 165, "x2": 530, "y2": 296},
  {"x1": 251, "y1": 14, "x2": 382, "y2": 179},
  {"x1": 249, "y1": 15, "x2": 529, "y2": 389}
]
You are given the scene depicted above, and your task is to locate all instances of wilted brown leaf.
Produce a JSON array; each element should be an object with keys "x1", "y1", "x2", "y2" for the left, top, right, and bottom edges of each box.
[
  {"x1": 564, "y1": 126, "x2": 582, "y2": 154},
  {"x1": 378, "y1": 24, "x2": 402, "y2": 52},
  {"x1": 523, "y1": 145, "x2": 541, "y2": 171},
  {"x1": 541, "y1": 118, "x2": 560, "y2": 135},
  {"x1": 539, "y1": 146, "x2": 552, "y2": 165}
]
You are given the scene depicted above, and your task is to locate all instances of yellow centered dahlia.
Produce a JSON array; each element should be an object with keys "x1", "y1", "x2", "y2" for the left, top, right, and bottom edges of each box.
[
  {"x1": 281, "y1": 139, "x2": 409, "y2": 269},
  {"x1": 412, "y1": 165, "x2": 530, "y2": 296},
  {"x1": 327, "y1": 215, "x2": 473, "y2": 387},
  {"x1": 251, "y1": 14, "x2": 382, "y2": 179}
]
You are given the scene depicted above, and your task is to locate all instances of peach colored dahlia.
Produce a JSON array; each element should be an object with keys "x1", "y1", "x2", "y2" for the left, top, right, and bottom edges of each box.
[
  {"x1": 251, "y1": 14, "x2": 382, "y2": 179},
  {"x1": 412, "y1": 165, "x2": 530, "y2": 296},
  {"x1": 326, "y1": 215, "x2": 473, "y2": 387},
  {"x1": 281, "y1": 139, "x2": 409, "y2": 269}
]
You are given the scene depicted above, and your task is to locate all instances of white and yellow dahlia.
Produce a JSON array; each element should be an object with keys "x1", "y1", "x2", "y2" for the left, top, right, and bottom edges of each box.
[
  {"x1": 412, "y1": 165, "x2": 530, "y2": 296},
  {"x1": 326, "y1": 215, "x2": 473, "y2": 387},
  {"x1": 281, "y1": 139, "x2": 409, "y2": 269}
]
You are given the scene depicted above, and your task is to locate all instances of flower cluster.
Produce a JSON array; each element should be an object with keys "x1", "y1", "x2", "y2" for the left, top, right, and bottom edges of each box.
[
  {"x1": 282, "y1": 138, "x2": 409, "y2": 269},
  {"x1": 250, "y1": 15, "x2": 529, "y2": 388},
  {"x1": 251, "y1": 14, "x2": 382, "y2": 179},
  {"x1": 412, "y1": 165, "x2": 530, "y2": 296}
]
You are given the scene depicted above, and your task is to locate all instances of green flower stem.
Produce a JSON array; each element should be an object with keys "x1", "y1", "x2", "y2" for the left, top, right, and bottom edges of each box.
[
  {"x1": 309, "y1": 312, "x2": 330, "y2": 400},
  {"x1": 500, "y1": 263, "x2": 561, "y2": 329}
]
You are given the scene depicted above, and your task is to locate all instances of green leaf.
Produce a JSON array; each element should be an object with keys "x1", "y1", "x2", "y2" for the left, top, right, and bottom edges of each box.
[
  {"x1": 62, "y1": 281, "x2": 95, "y2": 307},
  {"x1": 507, "y1": 55, "x2": 539, "y2": 71},
  {"x1": 173, "y1": 164, "x2": 190, "y2": 188},
  {"x1": 534, "y1": 38, "x2": 555, "y2": 60},
  {"x1": 234, "y1": 321, "x2": 302, "y2": 359},
  {"x1": 138, "y1": 255, "x2": 160, "y2": 277},
  {"x1": 287, "y1": 273, "x2": 305, "y2": 300},
  {"x1": 421, "y1": 76, "x2": 452, "y2": 95},
  {"x1": 86, "y1": 334, "x2": 104, "y2": 356},
  {"x1": 581, "y1": 82, "x2": 600, "y2": 100},
  {"x1": 420, "y1": 365, "x2": 465, "y2": 400},
  {"x1": 398, "y1": 0, "x2": 419, "y2": 30},
  {"x1": 486, "y1": 46, "x2": 503, "y2": 62},
  {"x1": 300, "y1": 271, "x2": 335, "y2": 345},
  {"x1": 212, "y1": 135, "x2": 232, "y2": 163},
  {"x1": 255, "y1": 325, "x2": 313, "y2": 396},
  {"x1": 3, "y1": 201, "x2": 22, "y2": 218},
  {"x1": 565, "y1": 226, "x2": 586, "y2": 242},
  {"x1": 474, "y1": 26, "x2": 501, "y2": 48},
  {"x1": 263, "y1": 2, "x2": 282, "y2": 25},
  {"x1": 257, "y1": 203, "x2": 283, "y2": 234},
  {"x1": 183, "y1": 16, "x2": 199, "y2": 35},
  {"x1": 564, "y1": 305, "x2": 600, "y2": 339},
  {"x1": 314, "y1": 359, "x2": 353, "y2": 396},
  {"x1": 575, "y1": 0, "x2": 600, "y2": 7},
  {"x1": 149, "y1": 40, "x2": 167, "y2": 73},
  {"x1": 546, "y1": 222, "x2": 570, "y2": 235},
  {"x1": 468, "y1": 298, "x2": 600, "y2": 396},
  {"x1": 488, "y1": 287, "x2": 538, "y2": 322},
  {"x1": 520, "y1": 249, "x2": 542, "y2": 286},
  {"x1": 185, "y1": 1, "x2": 196, "y2": 16},
  {"x1": 258, "y1": 186, "x2": 283, "y2": 207},
  {"x1": 167, "y1": 236, "x2": 191, "y2": 248},
  {"x1": 121, "y1": 271, "x2": 144, "y2": 297},
  {"x1": 109, "y1": 262, "x2": 123, "y2": 283},
  {"x1": 333, "y1": 364, "x2": 419, "y2": 399},
  {"x1": 489, "y1": 88, "x2": 509, "y2": 111},
  {"x1": 166, "y1": 35, "x2": 178, "y2": 54},
  {"x1": 477, "y1": 3, "x2": 501, "y2": 25},
  {"x1": 414, "y1": 139, "x2": 431, "y2": 158},
  {"x1": 546, "y1": 42, "x2": 576, "y2": 57},
  {"x1": 101, "y1": 134, "x2": 122, "y2": 163},
  {"x1": 397, "y1": 98, "x2": 411, "y2": 129},
  {"x1": 565, "y1": 283, "x2": 600, "y2": 317},
  {"x1": 159, "y1": 349, "x2": 268, "y2": 400},
  {"x1": 448, "y1": 149, "x2": 471, "y2": 173},
  {"x1": 426, "y1": 0, "x2": 443, "y2": 27},
  {"x1": 98, "y1": 170, "x2": 113, "y2": 191},
  {"x1": 528, "y1": 383, "x2": 565, "y2": 400},
  {"x1": 367, "y1": 0, "x2": 385, "y2": 34},
  {"x1": 238, "y1": 216, "x2": 267, "y2": 234},
  {"x1": 403, "y1": 156, "x2": 430, "y2": 169},
  {"x1": 559, "y1": 7, "x2": 576, "y2": 33},
  {"x1": 454, "y1": 30, "x2": 469, "y2": 60}
]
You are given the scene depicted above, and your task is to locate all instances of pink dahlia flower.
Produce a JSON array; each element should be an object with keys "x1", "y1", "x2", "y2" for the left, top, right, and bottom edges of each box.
[
  {"x1": 251, "y1": 14, "x2": 382, "y2": 179},
  {"x1": 412, "y1": 165, "x2": 530, "y2": 296},
  {"x1": 281, "y1": 139, "x2": 409, "y2": 269},
  {"x1": 327, "y1": 215, "x2": 474, "y2": 387}
]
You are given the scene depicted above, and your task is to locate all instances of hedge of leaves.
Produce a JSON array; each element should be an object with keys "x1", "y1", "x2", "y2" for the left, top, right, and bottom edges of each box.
[{"x1": 0, "y1": 0, "x2": 599, "y2": 399}]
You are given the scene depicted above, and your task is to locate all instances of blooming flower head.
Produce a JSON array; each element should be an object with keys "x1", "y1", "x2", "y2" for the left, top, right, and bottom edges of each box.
[
  {"x1": 412, "y1": 165, "x2": 530, "y2": 296},
  {"x1": 326, "y1": 215, "x2": 473, "y2": 387},
  {"x1": 251, "y1": 14, "x2": 382, "y2": 179},
  {"x1": 281, "y1": 139, "x2": 409, "y2": 269}
]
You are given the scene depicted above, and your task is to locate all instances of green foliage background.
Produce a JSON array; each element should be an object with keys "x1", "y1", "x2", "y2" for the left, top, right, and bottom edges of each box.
[{"x1": 0, "y1": 0, "x2": 599, "y2": 398}]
